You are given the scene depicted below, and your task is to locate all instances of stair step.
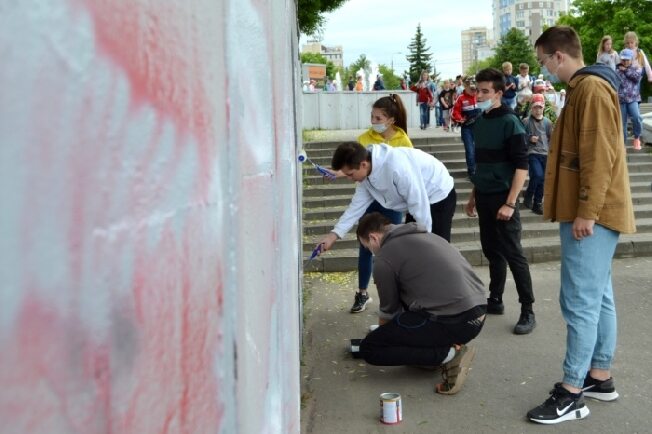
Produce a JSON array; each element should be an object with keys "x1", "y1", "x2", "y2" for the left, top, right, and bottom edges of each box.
[
  {"x1": 303, "y1": 217, "x2": 652, "y2": 254},
  {"x1": 303, "y1": 192, "x2": 652, "y2": 222},
  {"x1": 302, "y1": 136, "x2": 652, "y2": 271},
  {"x1": 304, "y1": 232, "x2": 652, "y2": 271}
]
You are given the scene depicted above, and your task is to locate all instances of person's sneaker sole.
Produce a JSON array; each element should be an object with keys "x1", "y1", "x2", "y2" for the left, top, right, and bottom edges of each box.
[
  {"x1": 583, "y1": 390, "x2": 619, "y2": 401},
  {"x1": 529, "y1": 405, "x2": 590, "y2": 424},
  {"x1": 435, "y1": 345, "x2": 476, "y2": 395}
]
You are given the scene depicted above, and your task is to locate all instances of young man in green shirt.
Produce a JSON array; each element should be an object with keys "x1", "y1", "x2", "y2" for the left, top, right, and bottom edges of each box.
[{"x1": 465, "y1": 67, "x2": 536, "y2": 335}]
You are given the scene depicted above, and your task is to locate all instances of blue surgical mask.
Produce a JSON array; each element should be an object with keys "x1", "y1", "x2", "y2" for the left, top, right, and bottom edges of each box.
[
  {"x1": 371, "y1": 123, "x2": 388, "y2": 133},
  {"x1": 476, "y1": 99, "x2": 494, "y2": 112},
  {"x1": 541, "y1": 65, "x2": 560, "y2": 84}
]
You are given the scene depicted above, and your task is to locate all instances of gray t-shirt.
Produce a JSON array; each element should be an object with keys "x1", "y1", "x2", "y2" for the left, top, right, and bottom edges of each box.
[
  {"x1": 373, "y1": 223, "x2": 487, "y2": 320},
  {"x1": 525, "y1": 116, "x2": 552, "y2": 156}
]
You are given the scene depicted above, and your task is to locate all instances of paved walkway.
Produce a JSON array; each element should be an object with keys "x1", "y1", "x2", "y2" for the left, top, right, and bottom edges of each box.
[{"x1": 300, "y1": 257, "x2": 652, "y2": 433}]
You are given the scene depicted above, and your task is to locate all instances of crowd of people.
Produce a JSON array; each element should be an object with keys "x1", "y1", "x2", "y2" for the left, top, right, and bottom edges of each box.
[{"x1": 310, "y1": 25, "x2": 644, "y2": 426}]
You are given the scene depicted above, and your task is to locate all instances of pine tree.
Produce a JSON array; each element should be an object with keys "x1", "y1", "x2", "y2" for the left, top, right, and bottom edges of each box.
[
  {"x1": 492, "y1": 28, "x2": 538, "y2": 74},
  {"x1": 406, "y1": 24, "x2": 433, "y2": 84}
]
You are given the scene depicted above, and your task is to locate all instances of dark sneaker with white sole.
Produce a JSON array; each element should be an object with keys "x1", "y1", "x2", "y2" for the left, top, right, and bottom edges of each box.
[
  {"x1": 350, "y1": 292, "x2": 371, "y2": 313},
  {"x1": 582, "y1": 375, "x2": 619, "y2": 401},
  {"x1": 552, "y1": 374, "x2": 619, "y2": 402},
  {"x1": 528, "y1": 383, "x2": 590, "y2": 424}
]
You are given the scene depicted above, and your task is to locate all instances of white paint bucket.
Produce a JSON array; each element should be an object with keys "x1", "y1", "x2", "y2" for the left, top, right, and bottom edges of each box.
[{"x1": 379, "y1": 392, "x2": 402, "y2": 424}]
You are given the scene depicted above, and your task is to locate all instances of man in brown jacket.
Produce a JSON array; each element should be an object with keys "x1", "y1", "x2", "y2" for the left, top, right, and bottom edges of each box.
[{"x1": 527, "y1": 26, "x2": 636, "y2": 425}]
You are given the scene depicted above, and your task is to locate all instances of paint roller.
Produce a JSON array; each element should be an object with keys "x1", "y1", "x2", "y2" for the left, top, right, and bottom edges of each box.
[{"x1": 298, "y1": 149, "x2": 337, "y2": 180}]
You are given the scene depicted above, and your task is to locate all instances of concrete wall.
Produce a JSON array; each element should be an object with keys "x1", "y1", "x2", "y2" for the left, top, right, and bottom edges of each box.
[
  {"x1": 302, "y1": 91, "x2": 421, "y2": 130},
  {"x1": 0, "y1": 1, "x2": 301, "y2": 433}
]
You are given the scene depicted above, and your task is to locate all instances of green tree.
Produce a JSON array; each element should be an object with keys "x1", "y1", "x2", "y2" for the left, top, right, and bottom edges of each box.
[
  {"x1": 378, "y1": 64, "x2": 401, "y2": 90},
  {"x1": 466, "y1": 57, "x2": 496, "y2": 76},
  {"x1": 300, "y1": 52, "x2": 336, "y2": 80},
  {"x1": 297, "y1": 0, "x2": 349, "y2": 35},
  {"x1": 349, "y1": 54, "x2": 371, "y2": 78},
  {"x1": 492, "y1": 28, "x2": 539, "y2": 74},
  {"x1": 558, "y1": 0, "x2": 652, "y2": 98},
  {"x1": 406, "y1": 24, "x2": 433, "y2": 83}
]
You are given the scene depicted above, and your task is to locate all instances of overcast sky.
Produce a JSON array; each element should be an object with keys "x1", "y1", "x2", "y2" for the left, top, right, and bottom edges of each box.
[{"x1": 300, "y1": 0, "x2": 494, "y2": 79}]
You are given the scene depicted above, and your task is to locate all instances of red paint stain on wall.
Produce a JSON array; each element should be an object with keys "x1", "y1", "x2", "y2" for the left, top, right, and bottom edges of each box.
[{"x1": 76, "y1": 0, "x2": 215, "y2": 200}]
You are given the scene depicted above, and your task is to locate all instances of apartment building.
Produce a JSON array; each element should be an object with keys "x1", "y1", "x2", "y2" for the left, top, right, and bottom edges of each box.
[{"x1": 493, "y1": 0, "x2": 569, "y2": 44}]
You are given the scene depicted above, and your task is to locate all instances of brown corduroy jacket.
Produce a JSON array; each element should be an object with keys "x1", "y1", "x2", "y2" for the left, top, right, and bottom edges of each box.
[{"x1": 543, "y1": 68, "x2": 636, "y2": 234}]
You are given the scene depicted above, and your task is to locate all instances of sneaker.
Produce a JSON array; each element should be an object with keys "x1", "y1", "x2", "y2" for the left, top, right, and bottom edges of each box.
[
  {"x1": 514, "y1": 311, "x2": 536, "y2": 334},
  {"x1": 435, "y1": 344, "x2": 477, "y2": 395},
  {"x1": 522, "y1": 194, "x2": 533, "y2": 210},
  {"x1": 486, "y1": 297, "x2": 504, "y2": 315},
  {"x1": 527, "y1": 384, "x2": 590, "y2": 424},
  {"x1": 350, "y1": 292, "x2": 371, "y2": 313},
  {"x1": 531, "y1": 203, "x2": 543, "y2": 215},
  {"x1": 582, "y1": 375, "x2": 619, "y2": 401},
  {"x1": 633, "y1": 137, "x2": 642, "y2": 150},
  {"x1": 350, "y1": 338, "x2": 364, "y2": 358}
]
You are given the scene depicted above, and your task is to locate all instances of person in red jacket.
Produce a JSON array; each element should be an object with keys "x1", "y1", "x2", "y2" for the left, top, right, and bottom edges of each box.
[
  {"x1": 411, "y1": 71, "x2": 434, "y2": 130},
  {"x1": 452, "y1": 76, "x2": 482, "y2": 176}
]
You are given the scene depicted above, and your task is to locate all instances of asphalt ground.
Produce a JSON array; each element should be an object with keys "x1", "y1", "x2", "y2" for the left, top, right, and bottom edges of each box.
[{"x1": 300, "y1": 256, "x2": 652, "y2": 434}]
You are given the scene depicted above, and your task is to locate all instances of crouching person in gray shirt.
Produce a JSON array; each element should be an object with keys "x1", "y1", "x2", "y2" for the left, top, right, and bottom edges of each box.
[{"x1": 356, "y1": 212, "x2": 487, "y2": 394}]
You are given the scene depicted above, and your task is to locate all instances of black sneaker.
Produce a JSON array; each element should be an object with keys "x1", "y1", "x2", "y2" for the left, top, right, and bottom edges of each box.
[
  {"x1": 582, "y1": 375, "x2": 619, "y2": 401},
  {"x1": 532, "y1": 203, "x2": 543, "y2": 215},
  {"x1": 522, "y1": 194, "x2": 533, "y2": 210},
  {"x1": 528, "y1": 384, "x2": 590, "y2": 424},
  {"x1": 514, "y1": 311, "x2": 536, "y2": 334},
  {"x1": 486, "y1": 297, "x2": 504, "y2": 315},
  {"x1": 350, "y1": 292, "x2": 371, "y2": 313}
]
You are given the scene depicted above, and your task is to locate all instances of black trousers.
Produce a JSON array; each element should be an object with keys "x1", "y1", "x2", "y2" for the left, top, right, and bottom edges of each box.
[
  {"x1": 475, "y1": 191, "x2": 535, "y2": 307},
  {"x1": 360, "y1": 307, "x2": 485, "y2": 366},
  {"x1": 405, "y1": 187, "x2": 456, "y2": 242}
]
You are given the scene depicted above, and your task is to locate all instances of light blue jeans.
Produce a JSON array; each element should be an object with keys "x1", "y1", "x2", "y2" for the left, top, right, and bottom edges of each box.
[
  {"x1": 559, "y1": 222, "x2": 620, "y2": 388},
  {"x1": 620, "y1": 101, "x2": 642, "y2": 142}
]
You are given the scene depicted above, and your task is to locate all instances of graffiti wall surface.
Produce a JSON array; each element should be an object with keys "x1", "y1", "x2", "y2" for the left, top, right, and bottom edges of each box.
[{"x1": 0, "y1": 1, "x2": 301, "y2": 433}]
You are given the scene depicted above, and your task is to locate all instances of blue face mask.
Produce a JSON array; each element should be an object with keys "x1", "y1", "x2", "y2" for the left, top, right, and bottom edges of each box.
[
  {"x1": 476, "y1": 99, "x2": 494, "y2": 112},
  {"x1": 541, "y1": 65, "x2": 560, "y2": 84},
  {"x1": 371, "y1": 123, "x2": 388, "y2": 133}
]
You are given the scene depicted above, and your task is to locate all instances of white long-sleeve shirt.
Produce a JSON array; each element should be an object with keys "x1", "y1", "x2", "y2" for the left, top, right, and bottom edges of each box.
[{"x1": 332, "y1": 144, "x2": 454, "y2": 238}]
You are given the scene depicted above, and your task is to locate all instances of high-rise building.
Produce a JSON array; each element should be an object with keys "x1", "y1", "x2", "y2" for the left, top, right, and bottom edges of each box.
[
  {"x1": 301, "y1": 40, "x2": 344, "y2": 68},
  {"x1": 461, "y1": 27, "x2": 493, "y2": 74},
  {"x1": 493, "y1": 0, "x2": 569, "y2": 45}
]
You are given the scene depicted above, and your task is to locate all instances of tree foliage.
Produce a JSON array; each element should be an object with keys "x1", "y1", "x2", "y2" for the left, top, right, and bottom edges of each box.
[
  {"x1": 378, "y1": 65, "x2": 401, "y2": 90},
  {"x1": 348, "y1": 54, "x2": 371, "y2": 78},
  {"x1": 406, "y1": 24, "x2": 433, "y2": 83},
  {"x1": 492, "y1": 28, "x2": 539, "y2": 74},
  {"x1": 558, "y1": 0, "x2": 652, "y2": 97},
  {"x1": 297, "y1": 0, "x2": 349, "y2": 36}
]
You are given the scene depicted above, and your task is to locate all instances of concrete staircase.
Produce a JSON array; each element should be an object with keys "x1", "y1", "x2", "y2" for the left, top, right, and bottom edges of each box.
[{"x1": 302, "y1": 136, "x2": 652, "y2": 271}]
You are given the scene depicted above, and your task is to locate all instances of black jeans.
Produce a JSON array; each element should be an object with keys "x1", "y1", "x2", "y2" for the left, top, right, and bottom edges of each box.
[
  {"x1": 475, "y1": 191, "x2": 535, "y2": 307},
  {"x1": 360, "y1": 307, "x2": 486, "y2": 366},
  {"x1": 406, "y1": 187, "x2": 456, "y2": 242}
]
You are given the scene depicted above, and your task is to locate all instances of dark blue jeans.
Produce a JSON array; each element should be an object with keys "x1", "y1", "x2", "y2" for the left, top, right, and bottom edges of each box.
[
  {"x1": 435, "y1": 105, "x2": 443, "y2": 126},
  {"x1": 461, "y1": 126, "x2": 476, "y2": 176},
  {"x1": 419, "y1": 103, "x2": 429, "y2": 128},
  {"x1": 525, "y1": 153, "x2": 547, "y2": 205},
  {"x1": 358, "y1": 201, "x2": 404, "y2": 289}
]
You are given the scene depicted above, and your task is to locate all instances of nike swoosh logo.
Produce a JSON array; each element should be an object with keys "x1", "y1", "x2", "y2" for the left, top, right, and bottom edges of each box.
[{"x1": 556, "y1": 403, "x2": 573, "y2": 416}]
